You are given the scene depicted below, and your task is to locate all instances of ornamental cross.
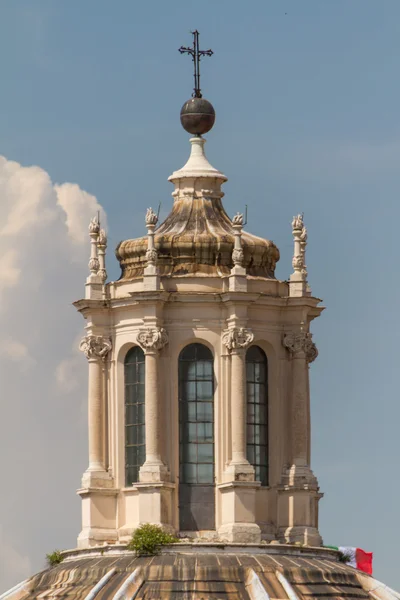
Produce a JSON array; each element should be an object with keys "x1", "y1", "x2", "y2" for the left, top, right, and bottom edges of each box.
[{"x1": 179, "y1": 30, "x2": 213, "y2": 98}]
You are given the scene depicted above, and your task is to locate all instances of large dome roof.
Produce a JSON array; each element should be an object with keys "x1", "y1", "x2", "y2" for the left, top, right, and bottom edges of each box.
[{"x1": 7, "y1": 545, "x2": 393, "y2": 599}]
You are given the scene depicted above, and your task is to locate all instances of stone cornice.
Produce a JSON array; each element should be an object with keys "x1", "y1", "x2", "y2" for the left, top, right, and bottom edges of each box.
[
  {"x1": 73, "y1": 299, "x2": 108, "y2": 313},
  {"x1": 128, "y1": 290, "x2": 169, "y2": 302}
]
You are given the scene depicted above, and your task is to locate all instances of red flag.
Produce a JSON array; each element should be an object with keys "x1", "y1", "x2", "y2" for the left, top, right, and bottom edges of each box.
[{"x1": 356, "y1": 548, "x2": 373, "y2": 575}]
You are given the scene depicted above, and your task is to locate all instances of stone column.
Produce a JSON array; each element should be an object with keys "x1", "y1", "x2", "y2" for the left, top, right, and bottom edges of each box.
[
  {"x1": 230, "y1": 349, "x2": 247, "y2": 465},
  {"x1": 222, "y1": 326, "x2": 254, "y2": 473},
  {"x1": 219, "y1": 326, "x2": 261, "y2": 543},
  {"x1": 277, "y1": 329, "x2": 322, "y2": 546},
  {"x1": 136, "y1": 326, "x2": 169, "y2": 482},
  {"x1": 283, "y1": 330, "x2": 317, "y2": 471},
  {"x1": 79, "y1": 334, "x2": 112, "y2": 488}
]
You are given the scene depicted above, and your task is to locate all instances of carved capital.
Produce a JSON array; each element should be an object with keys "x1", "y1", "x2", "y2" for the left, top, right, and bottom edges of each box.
[
  {"x1": 136, "y1": 327, "x2": 168, "y2": 353},
  {"x1": 79, "y1": 335, "x2": 112, "y2": 361},
  {"x1": 283, "y1": 332, "x2": 318, "y2": 363},
  {"x1": 222, "y1": 327, "x2": 254, "y2": 351}
]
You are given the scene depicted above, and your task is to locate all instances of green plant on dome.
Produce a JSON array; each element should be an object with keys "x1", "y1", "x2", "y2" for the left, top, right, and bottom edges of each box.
[
  {"x1": 127, "y1": 523, "x2": 178, "y2": 556},
  {"x1": 46, "y1": 550, "x2": 64, "y2": 567}
]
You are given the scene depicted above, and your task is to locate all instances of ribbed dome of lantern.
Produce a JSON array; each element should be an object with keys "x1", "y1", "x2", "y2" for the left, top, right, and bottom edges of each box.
[{"x1": 115, "y1": 135, "x2": 280, "y2": 280}]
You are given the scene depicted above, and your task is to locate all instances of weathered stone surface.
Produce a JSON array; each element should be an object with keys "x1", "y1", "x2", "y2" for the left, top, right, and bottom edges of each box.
[{"x1": 7, "y1": 547, "x2": 387, "y2": 599}]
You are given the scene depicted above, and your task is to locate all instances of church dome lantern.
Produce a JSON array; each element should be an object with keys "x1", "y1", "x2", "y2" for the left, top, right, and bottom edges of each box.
[{"x1": 5, "y1": 28, "x2": 392, "y2": 600}]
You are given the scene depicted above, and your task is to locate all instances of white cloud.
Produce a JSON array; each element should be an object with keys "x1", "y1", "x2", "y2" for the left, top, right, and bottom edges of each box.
[
  {"x1": 0, "y1": 155, "x2": 107, "y2": 591},
  {"x1": 56, "y1": 182, "x2": 107, "y2": 248}
]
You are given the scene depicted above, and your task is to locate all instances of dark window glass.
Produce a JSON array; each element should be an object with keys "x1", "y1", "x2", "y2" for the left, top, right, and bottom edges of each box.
[
  {"x1": 179, "y1": 344, "x2": 214, "y2": 485},
  {"x1": 124, "y1": 346, "x2": 145, "y2": 486},
  {"x1": 246, "y1": 345, "x2": 268, "y2": 486}
]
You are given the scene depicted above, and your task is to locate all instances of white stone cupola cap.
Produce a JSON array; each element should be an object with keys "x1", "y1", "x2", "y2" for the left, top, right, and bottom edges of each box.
[{"x1": 168, "y1": 135, "x2": 227, "y2": 183}]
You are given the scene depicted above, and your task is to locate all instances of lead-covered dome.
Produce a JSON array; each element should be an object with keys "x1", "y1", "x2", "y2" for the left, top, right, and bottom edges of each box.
[
  {"x1": 116, "y1": 136, "x2": 279, "y2": 280},
  {"x1": 4, "y1": 545, "x2": 390, "y2": 599}
]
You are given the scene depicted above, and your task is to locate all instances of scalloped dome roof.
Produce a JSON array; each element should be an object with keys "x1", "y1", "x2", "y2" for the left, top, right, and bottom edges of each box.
[{"x1": 116, "y1": 136, "x2": 279, "y2": 281}]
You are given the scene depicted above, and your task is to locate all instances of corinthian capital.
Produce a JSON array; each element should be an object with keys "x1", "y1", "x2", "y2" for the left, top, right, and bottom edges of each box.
[
  {"x1": 136, "y1": 327, "x2": 168, "y2": 353},
  {"x1": 283, "y1": 332, "x2": 318, "y2": 364},
  {"x1": 79, "y1": 335, "x2": 112, "y2": 360},
  {"x1": 222, "y1": 327, "x2": 254, "y2": 351}
]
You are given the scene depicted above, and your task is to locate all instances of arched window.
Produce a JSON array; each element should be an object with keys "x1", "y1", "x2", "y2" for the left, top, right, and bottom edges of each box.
[
  {"x1": 179, "y1": 343, "x2": 215, "y2": 530},
  {"x1": 246, "y1": 345, "x2": 268, "y2": 486},
  {"x1": 124, "y1": 346, "x2": 145, "y2": 486}
]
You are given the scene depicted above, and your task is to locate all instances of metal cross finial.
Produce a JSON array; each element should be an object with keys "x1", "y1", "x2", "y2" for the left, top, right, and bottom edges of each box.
[{"x1": 179, "y1": 30, "x2": 213, "y2": 98}]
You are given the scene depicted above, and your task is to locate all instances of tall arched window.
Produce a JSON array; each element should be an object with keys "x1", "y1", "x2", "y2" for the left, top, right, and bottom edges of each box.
[
  {"x1": 246, "y1": 345, "x2": 268, "y2": 486},
  {"x1": 179, "y1": 343, "x2": 215, "y2": 530},
  {"x1": 124, "y1": 346, "x2": 145, "y2": 486}
]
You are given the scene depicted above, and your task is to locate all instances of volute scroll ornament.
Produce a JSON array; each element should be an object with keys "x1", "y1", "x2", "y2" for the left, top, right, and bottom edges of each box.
[
  {"x1": 79, "y1": 335, "x2": 112, "y2": 361},
  {"x1": 283, "y1": 332, "x2": 318, "y2": 364},
  {"x1": 222, "y1": 327, "x2": 254, "y2": 351},
  {"x1": 136, "y1": 327, "x2": 168, "y2": 352}
]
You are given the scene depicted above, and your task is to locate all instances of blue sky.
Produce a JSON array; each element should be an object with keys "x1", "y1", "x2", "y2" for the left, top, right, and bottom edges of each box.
[{"x1": 1, "y1": 0, "x2": 399, "y2": 589}]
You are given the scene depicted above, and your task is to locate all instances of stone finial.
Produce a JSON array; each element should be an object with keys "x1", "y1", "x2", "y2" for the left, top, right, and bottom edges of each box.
[
  {"x1": 98, "y1": 228, "x2": 107, "y2": 247},
  {"x1": 145, "y1": 207, "x2": 158, "y2": 227},
  {"x1": 222, "y1": 327, "x2": 254, "y2": 352},
  {"x1": 291, "y1": 213, "x2": 304, "y2": 231},
  {"x1": 136, "y1": 327, "x2": 168, "y2": 353},
  {"x1": 300, "y1": 225, "x2": 308, "y2": 279},
  {"x1": 79, "y1": 335, "x2": 112, "y2": 361},
  {"x1": 88, "y1": 215, "x2": 100, "y2": 277},
  {"x1": 97, "y1": 228, "x2": 107, "y2": 284},
  {"x1": 144, "y1": 208, "x2": 159, "y2": 270},
  {"x1": 231, "y1": 212, "x2": 245, "y2": 268},
  {"x1": 290, "y1": 213, "x2": 310, "y2": 297},
  {"x1": 232, "y1": 212, "x2": 244, "y2": 226},
  {"x1": 283, "y1": 331, "x2": 318, "y2": 364},
  {"x1": 89, "y1": 215, "x2": 100, "y2": 235}
]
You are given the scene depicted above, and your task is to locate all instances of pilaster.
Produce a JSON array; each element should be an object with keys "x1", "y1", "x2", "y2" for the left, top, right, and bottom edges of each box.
[
  {"x1": 219, "y1": 325, "x2": 261, "y2": 543},
  {"x1": 277, "y1": 329, "x2": 322, "y2": 546},
  {"x1": 79, "y1": 334, "x2": 114, "y2": 489}
]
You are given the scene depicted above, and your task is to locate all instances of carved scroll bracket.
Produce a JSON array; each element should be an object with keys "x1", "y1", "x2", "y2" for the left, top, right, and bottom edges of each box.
[
  {"x1": 222, "y1": 327, "x2": 254, "y2": 352},
  {"x1": 136, "y1": 327, "x2": 168, "y2": 353},
  {"x1": 79, "y1": 335, "x2": 112, "y2": 361},
  {"x1": 283, "y1": 332, "x2": 318, "y2": 364}
]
